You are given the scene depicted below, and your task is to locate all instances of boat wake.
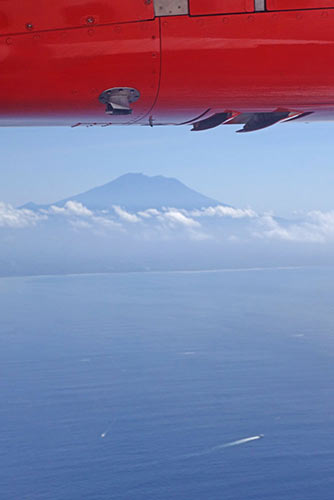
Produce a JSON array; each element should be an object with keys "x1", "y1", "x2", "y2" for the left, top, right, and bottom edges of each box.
[
  {"x1": 223, "y1": 435, "x2": 264, "y2": 448},
  {"x1": 182, "y1": 435, "x2": 264, "y2": 459}
]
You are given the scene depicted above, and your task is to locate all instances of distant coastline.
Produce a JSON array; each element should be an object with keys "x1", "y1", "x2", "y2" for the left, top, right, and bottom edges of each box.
[{"x1": 0, "y1": 265, "x2": 322, "y2": 281}]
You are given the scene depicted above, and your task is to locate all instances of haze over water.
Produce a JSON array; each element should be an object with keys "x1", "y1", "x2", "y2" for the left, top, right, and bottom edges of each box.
[{"x1": 1, "y1": 267, "x2": 334, "y2": 499}]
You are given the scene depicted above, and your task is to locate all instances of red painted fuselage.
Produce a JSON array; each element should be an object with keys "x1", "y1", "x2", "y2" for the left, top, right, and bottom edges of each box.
[{"x1": 1, "y1": 1, "x2": 334, "y2": 128}]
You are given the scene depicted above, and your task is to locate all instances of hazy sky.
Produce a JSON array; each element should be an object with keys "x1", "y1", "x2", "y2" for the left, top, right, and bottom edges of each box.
[{"x1": 1, "y1": 121, "x2": 334, "y2": 215}]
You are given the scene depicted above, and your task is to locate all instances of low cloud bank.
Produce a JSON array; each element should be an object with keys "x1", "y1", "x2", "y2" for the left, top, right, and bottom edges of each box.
[
  {"x1": 1, "y1": 201, "x2": 334, "y2": 276},
  {"x1": 0, "y1": 202, "x2": 46, "y2": 228},
  {"x1": 3, "y1": 200, "x2": 334, "y2": 243},
  {"x1": 35, "y1": 202, "x2": 334, "y2": 244}
]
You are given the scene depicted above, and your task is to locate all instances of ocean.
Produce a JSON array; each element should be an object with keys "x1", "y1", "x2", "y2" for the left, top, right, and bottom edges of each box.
[{"x1": 0, "y1": 267, "x2": 334, "y2": 499}]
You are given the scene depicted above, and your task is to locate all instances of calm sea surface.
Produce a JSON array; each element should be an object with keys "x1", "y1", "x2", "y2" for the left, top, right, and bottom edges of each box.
[{"x1": 1, "y1": 268, "x2": 334, "y2": 499}]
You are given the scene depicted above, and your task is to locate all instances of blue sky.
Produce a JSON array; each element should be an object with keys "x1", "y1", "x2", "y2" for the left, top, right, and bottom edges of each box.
[{"x1": 1, "y1": 121, "x2": 334, "y2": 215}]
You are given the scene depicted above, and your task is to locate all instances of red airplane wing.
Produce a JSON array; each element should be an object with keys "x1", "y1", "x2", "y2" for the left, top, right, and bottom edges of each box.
[
  {"x1": 0, "y1": 1, "x2": 154, "y2": 34},
  {"x1": 1, "y1": 1, "x2": 334, "y2": 131}
]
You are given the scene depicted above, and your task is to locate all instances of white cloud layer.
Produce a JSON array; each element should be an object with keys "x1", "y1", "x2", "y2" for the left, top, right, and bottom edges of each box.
[
  {"x1": 190, "y1": 206, "x2": 257, "y2": 219},
  {"x1": 113, "y1": 205, "x2": 139, "y2": 223},
  {"x1": 256, "y1": 211, "x2": 334, "y2": 243},
  {"x1": 4, "y1": 201, "x2": 334, "y2": 245},
  {"x1": 47, "y1": 201, "x2": 121, "y2": 232},
  {"x1": 0, "y1": 202, "x2": 46, "y2": 228},
  {"x1": 160, "y1": 209, "x2": 200, "y2": 228},
  {"x1": 49, "y1": 201, "x2": 93, "y2": 217}
]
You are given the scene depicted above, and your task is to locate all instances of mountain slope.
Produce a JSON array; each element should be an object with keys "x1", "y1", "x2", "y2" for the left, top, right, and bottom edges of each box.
[{"x1": 23, "y1": 173, "x2": 224, "y2": 211}]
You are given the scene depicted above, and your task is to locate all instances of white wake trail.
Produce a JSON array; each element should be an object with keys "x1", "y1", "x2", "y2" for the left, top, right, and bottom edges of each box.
[
  {"x1": 222, "y1": 435, "x2": 263, "y2": 447},
  {"x1": 182, "y1": 435, "x2": 264, "y2": 459}
]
